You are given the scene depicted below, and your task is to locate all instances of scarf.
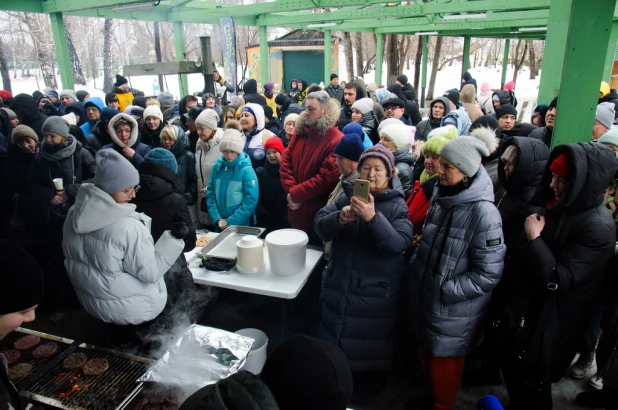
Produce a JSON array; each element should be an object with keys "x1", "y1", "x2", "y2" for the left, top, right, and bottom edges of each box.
[
  {"x1": 420, "y1": 169, "x2": 438, "y2": 184},
  {"x1": 40, "y1": 137, "x2": 77, "y2": 162},
  {"x1": 370, "y1": 180, "x2": 389, "y2": 194}
]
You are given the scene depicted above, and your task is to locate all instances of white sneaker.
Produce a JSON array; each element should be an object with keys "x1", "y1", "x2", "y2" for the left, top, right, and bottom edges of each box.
[
  {"x1": 570, "y1": 352, "x2": 595, "y2": 380},
  {"x1": 588, "y1": 373, "x2": 604, "y2": 390}
]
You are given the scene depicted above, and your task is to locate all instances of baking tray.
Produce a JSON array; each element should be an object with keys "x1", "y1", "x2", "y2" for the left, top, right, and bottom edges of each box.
[{"x1": 200, "y1": 226, "x2": 265, "y2": 261}]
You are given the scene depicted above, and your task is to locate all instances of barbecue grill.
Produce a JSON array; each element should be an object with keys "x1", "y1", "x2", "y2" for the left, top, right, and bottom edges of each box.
[{"x1": 1, "y1": 328, "x2": 150, "y2": 410}]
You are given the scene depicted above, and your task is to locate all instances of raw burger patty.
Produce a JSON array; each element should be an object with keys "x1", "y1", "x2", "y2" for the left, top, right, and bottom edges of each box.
[
  {"x1": 1, "y1": 350, "x2": 20, "y2": 364},
  {"x1": 32, "y1": 342, "x2": 58, "y2": 359},
  {"x1": 13, "y1": 335, "x2": 40, "y2": 350},
  {"x1": 82, "y1": 358, "x2": 109, "y2": 376},
  {"x1": 8, "y1": 363, "x2": 32, "y2": 381},
  {"x1": 63, "y1": 353, "x2": 88, "y2": 370}
]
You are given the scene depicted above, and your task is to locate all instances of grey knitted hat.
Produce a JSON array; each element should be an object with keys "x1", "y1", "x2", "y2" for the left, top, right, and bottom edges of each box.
[
  {"x1": 1, "y1": 107, "x2": 17, "y2": 118},
  {"x1": 219, "y1": 129, "x2": 244, "y2": 155},
  {"x1": 94, "y1": 149, "x2": 139, "y2": 195},
  {"x1": 196, "y1": 109, "x2": 220, "y2": 130},
  {"x1": 42, "y1": 116, "x2": 70, "y2": 139},
  {"x1": 59, "y1": 90, "x2": 78, "y2": 103},
  {"x1": 439, "y1": 136, "x2": 490, "y2": 177},
  {"x1": 351, "y1": 98, "x2": 374, "y2": 115},
  {"x1": 157, "y1": 92, "x2": 175, "y2": 108},
  {"x1": 596, "y1": 102, "x2": 615, "y2": 129}
]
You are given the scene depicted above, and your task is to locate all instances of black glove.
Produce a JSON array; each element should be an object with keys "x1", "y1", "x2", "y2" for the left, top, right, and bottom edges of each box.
[
  {"x1": 43, "y1": 101, "x2": 59, "y2": 116},
  {"x1": 171, "y1": 222, "x2": 190, "y2": 239}
]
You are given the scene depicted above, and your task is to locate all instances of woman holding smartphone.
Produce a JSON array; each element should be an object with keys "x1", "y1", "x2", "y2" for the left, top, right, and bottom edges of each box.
[{"x1": 314, "y1": 144, "x2": 413, "y2": 405}]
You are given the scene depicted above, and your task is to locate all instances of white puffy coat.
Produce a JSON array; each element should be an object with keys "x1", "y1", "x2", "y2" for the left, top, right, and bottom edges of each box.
[
  {"x1": 195, "y1": 128, "x2": 224, "y2": 225},
  {"x1": 62, "y1": 183, "x2": 184, "y2": 325}
]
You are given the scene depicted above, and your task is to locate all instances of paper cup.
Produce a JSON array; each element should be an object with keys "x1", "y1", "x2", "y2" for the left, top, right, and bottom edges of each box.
[{"x1": 52, "y1": 178, "x2": 64, "y2": 191}]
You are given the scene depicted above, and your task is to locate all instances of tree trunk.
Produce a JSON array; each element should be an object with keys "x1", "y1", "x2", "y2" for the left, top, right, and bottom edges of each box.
[
  {"x1": 103, "y1": 18, "x2": 113, "y2": 92},
  {"x1": 426, "y1": 36, "x2": 443, "y2": 101},
  {"x1": 413, "y1": 35, "x2": 423, "y2": 93},
  {"x1": 343, "y1": 32, "x2": 354, "y2": 82},
  {"x1": 528, "y1": 40, "x2": 537, "y2": 79},
  {"x1": 65, "y1": 25, "x2": 87, "y2": 85},
  {"x1": 386, "y1": 34, "x2": 399, "y2": 85},
  {"x1": 354, "y1": 32, "x2": 364, "y2": 79},
  {"x1": 154, "y1": 22, "x2": 165, "y2": 92},
  {"x1": 512, "y1": 39, "x2": 528, "y2": 84},
  {"x1": 23, "y1": 13, "x2": 57, "y2": 88},
  {"x1": 0, "y1": 38, "x2": 12, "y2": 92}
]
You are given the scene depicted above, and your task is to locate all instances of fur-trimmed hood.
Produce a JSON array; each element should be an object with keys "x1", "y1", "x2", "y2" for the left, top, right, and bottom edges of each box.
[
  {"x1": 108, "y1": 113, "x2": 139, "y2": 147},
  {"x1": 469, "y1": 126, "x2": 500, "y2": 156},
  {"x1": 295, "y1": 98, "x2": 341, "y2": 133}
]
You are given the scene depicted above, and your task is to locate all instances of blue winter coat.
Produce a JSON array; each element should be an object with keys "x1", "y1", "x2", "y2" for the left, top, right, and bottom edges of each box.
[
  {"x1": 314, "y1": 176, "x2": 414, "y2": 371},
  {"x1": 206, "y1": 152, "x2": 259, "y2": 228},
  {"x1": 80, "y1": 97, "x2": 105, "y2": 137},
  {"x1": 409, "y1": 165, "x2": 505, "y2": 357}
]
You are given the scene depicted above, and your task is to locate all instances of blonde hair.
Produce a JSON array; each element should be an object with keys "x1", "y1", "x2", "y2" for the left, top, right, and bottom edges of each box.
[
  {"x1": 501, "y1": 145, "x2": 518, "y2": 165},
  {"x1": 225, "y1": 120, "x2": 242, "y2": 132},
  {"x1": 146, "y1": 98, "x2": 161, "y2": 107},
  {"x1": 161, "y1": 125, "x2": 178, "y2": 142}
]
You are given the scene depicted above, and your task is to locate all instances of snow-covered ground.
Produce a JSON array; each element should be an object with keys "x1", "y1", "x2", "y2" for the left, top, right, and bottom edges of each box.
[{"x1": 7, "y1": 60, "x2": 541, "y2": 122}]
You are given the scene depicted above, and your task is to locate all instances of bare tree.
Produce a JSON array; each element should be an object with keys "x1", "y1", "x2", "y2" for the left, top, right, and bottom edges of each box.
[
  {"x1": 426, "y1": 36, "x2": 444, "y2": 101},
  {"x1": 511, "y1": 39, "x2": 528, "y2": 84},
  {"x1": 154, "y1": 21, "x2": 165, "y2": 92},
  {"x1": 0, "y1": 38, "x2": 11, "y2": 92},
  {"x1": 386, "y1": 34, "x2": 399, "y2": 85},
  {"x1": 342, "y1": 32, "x2": 354, "y2": 82},
  {"x1": 103, "y1": 18, "x2": 113, "y2": 92},
  {"x1": 22, "y1": 13, "x2": 57, "y2": 88},
  {"x1": 64, "y1": 24, "x2": 87, "y2": 85},
  {"x1": 413, "y1": 36, "x2": 423, "y2": 92},
  {"x1": 354, "y1": 32, "x2": 363, "y2": 78}
]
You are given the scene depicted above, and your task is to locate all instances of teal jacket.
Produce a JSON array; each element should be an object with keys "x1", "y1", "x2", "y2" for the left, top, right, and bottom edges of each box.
[{"x1": 206, "y1": 152, "x2": 259, "y2": 228}]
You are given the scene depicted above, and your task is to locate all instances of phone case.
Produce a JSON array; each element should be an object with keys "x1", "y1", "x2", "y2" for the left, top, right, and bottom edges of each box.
[{"x1": 354, "y1": 179, "x2": 370, "y2": 203}]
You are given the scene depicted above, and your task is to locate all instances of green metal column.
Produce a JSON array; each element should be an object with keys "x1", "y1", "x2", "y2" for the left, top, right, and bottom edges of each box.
[
  {"x1": 603, "y1": 21, "x2": 618, "y2": 84},
  {"x1": 49, "y1": 12, "x2": 73, "y2": 90},
  {"x1": 259, "y1": 26, "x2": 269, "y2": 84},
  {"x1": 537, "y1": 0, "x2": 574, "y2": 103},
  {"x1": 324, "y1": 30, "x2": 332, "y2": 85},
  {"x1": 501, "y1": 39, "x2": 510, "y2": 89},
  {"x1": 375, "y1": 33, "x2": 384, "y2": 86},
  {"x1": 173, "y1": 21, "x2": 189, "y2": 97},
  {"x1": 461, "y1": 36, "x2": 471, "y2": 77},
  {"x1": 421, "y1": 35, "x2": 429, "y2": 108},
  {"x1": 552, "y1": 0, "x2": 616, "y2": 148}
]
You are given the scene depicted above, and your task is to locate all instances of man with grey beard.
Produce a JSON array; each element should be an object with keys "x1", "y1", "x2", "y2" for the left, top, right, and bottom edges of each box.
[{"x1": 280, "y1": 91, "x2": 343, "y2": 244}]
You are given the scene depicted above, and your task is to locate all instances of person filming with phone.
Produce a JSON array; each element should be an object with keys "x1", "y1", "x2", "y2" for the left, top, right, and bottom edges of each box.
[{"x1": 314, "y1": 144, "x2": 413, "y2": 405}]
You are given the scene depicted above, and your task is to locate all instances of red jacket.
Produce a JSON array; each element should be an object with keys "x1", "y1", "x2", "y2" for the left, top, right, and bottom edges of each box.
[
  {"x1": 280, "y1": 126, "x2": 343, "y2": 232},
  {"x1": 406, "y1": 177, "x2": 439, "y2": 236}
]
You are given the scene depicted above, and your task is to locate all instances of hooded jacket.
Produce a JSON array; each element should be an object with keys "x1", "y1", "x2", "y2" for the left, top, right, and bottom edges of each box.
[
  {"x1": 394, "y1": 147, "x2": 415, "y2": 199},
  {"x1": 416, "y1": 97, "x2": 451, "y2": 141},
  {"x1": 494, "y1": 137, "x2": 549, "y2": 251},
  {"x1": 500, "y1": 142, "x2": 617, "y2": 383},
  {"x1": 103, "y1": 113, "x2": 151, "y2": 168},
  {"x1": 314, "y1": 176, "x2": 414, "y2": 371},
  {"x1": 441, "y1": 109, "x2": 471, "y2": 136},
  {"x1": 287, "y1": 80, "x2": 300, "y2": 103},
  {"x1": 500, "y1": 122, "x2": 537, "y2": 138},
  {"x1": 177, "y1": 96, "x2": 195, "y2": 130},
  {"x1": 86, "y1": 121, "x2": 114, "y2": 152},
  {"x1": 479, "y1": 88, "x2": 494, "y2": 115},
  {"x1": 11, "y1": 94, "x2": 48, "y2": 139},
  {"x1": 195, "y1": 128, "x2": 224, "y2": 226},
  {"x1": 402, "y1": 83, "x2": 418, "y2": 103},
  {"x1": 242, "y1": 79, "x2": 267, "y2": 106},
  {"x1": 111, "y1": 86, "x2": 135, "y2": 113},
  {"x1": 163, "y1": 105, "x2": 180, "y2": 124},
  {"x1": 460, "y1": 84, "x2": 483, "y2": 123},
  {"x1": 141, "y1": 120, "x2": 165, "y2": 148},
  {"x1": 387, "y1": 84, "x2": 422, "y2": 125},
  {"x1": 492, "y1": 90, "x2": 512, "y2": 110},
  {"x1": 529, "y1": 126, "x2": 553, "y2": 147},
  {"x1": 167, "y1": 125, "x2": 197, "y2": 205},
  {"x1": 409, "y1": 165, "x2": 506, "y2": 357},
  {"x1": 297, "y1": 79, "x2": 309, "y2": 104},
  {"x1": 280, "y1": 111, "x2": 343, "y2": 232},
  {"x1": 241, "y1": 103, "x2": 271, "y2": 170},
  {"x1": 206, "y1": 152, "x2": 259, "y2": 228},
  {"x1": 461, "y1": 72, "x2": 478, "y2": 93},
  {"x1": 80, "y1": 97, "x2": 105, "y2": 137},
  {"x1": 275, "y1": 94, "x2": 291, "y2": 120},
  {"x1": 338, "y1": 81, "x2": 367, "y2": 131},
  {"x1": 256, "y1": 159, "x2": 290, "y2": 233},
  {"x1": 62, "y1": 183, "x2": 184, "y2": 325}
]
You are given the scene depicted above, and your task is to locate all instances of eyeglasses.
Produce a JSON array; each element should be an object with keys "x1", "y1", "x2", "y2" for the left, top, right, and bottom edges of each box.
[
  {"x1": 122, "y1": 185, "x2": 140, "y2": 195},
  {"x1": 384, "y1": 105, "x2": 400, "y2": 111}
]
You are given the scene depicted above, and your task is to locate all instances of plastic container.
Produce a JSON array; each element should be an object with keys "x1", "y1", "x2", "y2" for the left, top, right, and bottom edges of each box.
[
  {"x1": 235, "y1": 328, "x2": 269, "y2": 374},
  {"x1": 236, "y1": 235, "x2": 264, "y2": 274},
  {"x1": 265, "y1": 229, "x2": 309, "y2": 276}
]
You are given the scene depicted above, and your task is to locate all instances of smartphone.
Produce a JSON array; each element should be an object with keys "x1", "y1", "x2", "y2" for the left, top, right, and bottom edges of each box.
[{"x1": 353, "y1": 179, "x2": 370, "y2": 203}]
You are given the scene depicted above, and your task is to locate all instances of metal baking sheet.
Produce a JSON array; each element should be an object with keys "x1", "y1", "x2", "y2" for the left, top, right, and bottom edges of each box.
[{"x1": 200, "y1": 226, "x2": 265, "y2": 261}]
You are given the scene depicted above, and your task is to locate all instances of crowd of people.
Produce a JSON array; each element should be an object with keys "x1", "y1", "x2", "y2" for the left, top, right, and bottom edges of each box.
[{"x1": 2, "y1": 69, "x2": 618, "y2": 410}]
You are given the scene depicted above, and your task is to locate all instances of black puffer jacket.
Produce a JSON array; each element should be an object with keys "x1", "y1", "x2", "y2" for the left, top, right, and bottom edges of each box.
[
  {"x1": 0, "y1": 109, "x2": 11, "y2": 147},
  {"x1": 314, "y1": 176, "x2": 414, "y2": 371},
  {"x1": 528, "y1": 126, "x2": 553, "y2": 147},
  {"x1": 168, "y1": 126, "x2": 197, "y2": 205},
  {"x1": 11, "y1": 94, "x2": 48, "y2": 140},
  {"x1": 461, "y1": 72, "x2": 477, "y2": 93},
  {"x1": 338, "y1": 81, "x2": 367, "y2": 131},
  {"x1": 492, "y1": 90, "x2": 512, "y2": 108},
  {"x1": 242, "y1": 79, "x2": 267, "y2": 106},
  {"x1": 500, "y1": 142, "x2": 617, "y2": 385},
  {"x1": 275, "y1": 94, "x2": 291, "y2": 119},
  {"x1": 141, "y1": 121, "x2": 165, "y2": 148},
  {"x1": 394, "y1": 147, "x2": 414, "y2": 199},
  {"x1": 494, "y1": 137, "x2": 549, "y2": 251},
  {"x1": 256, "y1": 160, "x2": 290, "y2": 234},
  {"x1": 415, "y1": 97, "x2": 451, "y2": 141},
  {"x1": 359, "y1": 110, "x2": 379, "y2": 144},
  {"x1": 86, "y1": 121, "x2": 114, "y2": 152},
  {"x1": 387, "y1": 84, "x2": 422, "y2": 125},
  {"x1": 501, "y1": 122, "x2": 537, "y2": 138},
  {"x1": 402, "y1": 83, "x2": 418, "y2": 103}
]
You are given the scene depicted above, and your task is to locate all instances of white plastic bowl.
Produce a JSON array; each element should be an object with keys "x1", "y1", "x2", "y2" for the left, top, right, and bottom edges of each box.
[
  {"x1": 265, "y1": 229, "x2": 309, "y2": 276},
  {"x1": 235, "y1": 328, "x2": 269, "y2": 374}
]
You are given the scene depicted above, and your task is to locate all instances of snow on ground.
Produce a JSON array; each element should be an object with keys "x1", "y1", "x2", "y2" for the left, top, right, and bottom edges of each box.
[{"x1": 8, "y1": 61, "x2": 541, "y2": 122}]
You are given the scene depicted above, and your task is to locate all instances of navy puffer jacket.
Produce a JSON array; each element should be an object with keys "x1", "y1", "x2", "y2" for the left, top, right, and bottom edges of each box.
[
  {"x1": 168, "y1": 125, "x2": 197, "y2": 205},
  {"x1": 314, "y1": 176, "x2": 414, "y2": 371},
  {"x1": 409, "y1": 165, "x2": 506, "y2": 357}
]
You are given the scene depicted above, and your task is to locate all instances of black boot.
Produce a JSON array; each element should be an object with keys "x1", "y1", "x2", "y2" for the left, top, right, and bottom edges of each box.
[{"x1": 576, "y1": 389, "x2": 609, "y2": 408}]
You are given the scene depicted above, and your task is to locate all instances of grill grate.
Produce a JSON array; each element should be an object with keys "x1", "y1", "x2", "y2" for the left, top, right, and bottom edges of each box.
[
  {"x1": 25, "y1": 345, "x2": 148, "y2": 410},
  {"x1": 0, "y1": 330, "x2": 72, "y2": 388}
]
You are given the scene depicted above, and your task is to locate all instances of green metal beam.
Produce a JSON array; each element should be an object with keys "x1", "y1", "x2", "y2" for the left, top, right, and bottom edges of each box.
[
  {"x1": 421, "y1": 35, "x2": 428, "y2": 107},
  {"x1": 65, "y1": 8, "x2": 170, "y2": 21},
  {"x1": 255, "y1": 0, "x2": 550, "y2": 27},
  {"x1": 260, "y1": 26, "x2": 269, "y2": 84},
  {"x1": 0, "y1": 0, "x2": 43, "y2": 13},
  {"x1": 462, "y1": 36, "x2": 471, "y2": 77},
  {"x1": 49, "y1": 12, "x2": 74, "y2": 89},
  {"x1": 501, "y1": 39, "x2": 510, "y2": 88},
  {"x1": 375, "y1": 18, "x2": 549, "y2": 34},
  {"x1": 174, "y1": 21, "x2": 189, "y2": 96},
  {"x1": 603, "y1": 21, "x2": 618, "y2": 84},
  {"x1": 376, "y1": 33, "x2": 384, "y2": 86},
  {"x1": 552, "y1": 0, "x2": 616, "y2": 148},
  {"x1": 537, "y1": 0, "x2": 573, "y2": 104},
  {"x1": 324, "y1": 30, "x2": 332, "y2": 86},
  {"x1": 41, "y1": 0, "x2": 155, "y2": 13}
]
